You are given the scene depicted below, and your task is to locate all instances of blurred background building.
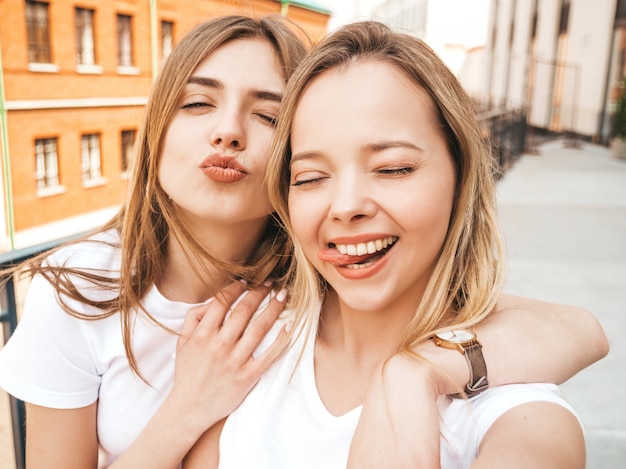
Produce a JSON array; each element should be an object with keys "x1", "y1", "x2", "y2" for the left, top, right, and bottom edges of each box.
[
  {"x1": 0, "y1": 0, "x2": 329, "y2": 251},
  {"x1": 2, "y1": 0, "x2": 624, "y2": 252},
  {"x1": 367, "y1": 0, "x2": 625, "y2": 146}
]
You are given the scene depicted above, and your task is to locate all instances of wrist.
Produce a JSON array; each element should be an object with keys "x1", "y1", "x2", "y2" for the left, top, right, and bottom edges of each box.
[
  {"x1": 430, "y1": 329, "x2": 489, "y2": 397},
  {"x1": 160, "y1": 393, "x2": 216, "y2": 443},
  {"x1": 411, "y1": 339, "x2": 471, "y2": 396}
]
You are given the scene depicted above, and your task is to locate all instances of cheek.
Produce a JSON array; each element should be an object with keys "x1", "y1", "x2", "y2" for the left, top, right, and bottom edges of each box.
[
  {"x1": 398, "y1": 176, "x2": 455, "y2": 245},
  {"x1": 288, "y1": 193, "x2": 321, "y2": 253}
]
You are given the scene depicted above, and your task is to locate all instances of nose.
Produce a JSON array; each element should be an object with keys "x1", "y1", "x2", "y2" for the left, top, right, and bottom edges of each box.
[
  {"x1": 328, "y1": 174, "x2": 376, "y2": 223},
  {"x1": 211, "y1": 108, "x2": 246, "y2": 151}
]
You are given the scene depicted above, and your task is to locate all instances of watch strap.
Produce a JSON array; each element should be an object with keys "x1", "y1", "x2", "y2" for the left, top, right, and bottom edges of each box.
[{"x1": 451, "y1": 342, "x2": 489, "y2": 398}]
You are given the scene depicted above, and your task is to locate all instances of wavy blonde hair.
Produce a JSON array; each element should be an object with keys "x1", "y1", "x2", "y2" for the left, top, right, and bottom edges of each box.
[
  {"x1": 267, "y1": 21, "x2": 504, "y2": 354},
  {"x1": 14, "y1": 15, "x2": 308, "y2": 378}
]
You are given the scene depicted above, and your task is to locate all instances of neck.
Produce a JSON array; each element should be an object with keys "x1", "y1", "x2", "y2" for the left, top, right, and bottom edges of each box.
[
  {"x1": 157, "y1": 218, "x2": 267, "y2": 303},
  {"x1": 318, "y1": 291, "x2": 417, "y2": 361}
]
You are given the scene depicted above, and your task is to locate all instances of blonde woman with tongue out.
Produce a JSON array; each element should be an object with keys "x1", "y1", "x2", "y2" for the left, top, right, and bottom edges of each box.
[{"x1": 183, "y1": 20, "x2": 606, "y2": 469}]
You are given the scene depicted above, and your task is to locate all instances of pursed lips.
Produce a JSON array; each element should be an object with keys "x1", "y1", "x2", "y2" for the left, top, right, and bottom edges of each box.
[{"x1": 200, "y1": 155, "x2": 248, "y2": 183}]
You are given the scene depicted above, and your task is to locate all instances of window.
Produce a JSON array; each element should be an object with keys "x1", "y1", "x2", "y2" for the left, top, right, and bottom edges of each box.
[
  {"x1": 26, "y1": 1, "x2": 51, "y2": 63},
  {"x1": 35, "y1": 138, "x2": 59, "y2": 189},
  {"x1": 117, "y1": 14, "x2": 133, "y2": 67},
  {"x1": 558, "y1": 0, "x2": 570, "y2": 35},
  {"x1": 161, "y1": 21, "x2": 174, "y2": 61},
  {"x1": 121, "y1": 129, "x2": 136, "y2": 173},
  {"x1": 76, "y1": 8, "x2": 96, "y2": 66},
  {"x1": 81, "y1": 134, "x2": 102, "y2": 182},
  {"x1": 619, "y1": 0, "x2": 626, "y2": 20}
]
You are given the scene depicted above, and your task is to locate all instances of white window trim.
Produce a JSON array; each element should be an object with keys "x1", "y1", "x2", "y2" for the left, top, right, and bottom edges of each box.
[
  {"x1": 76, "y1": 64, "x2": 103, "y2": 74},
  {"x1": 82, "y1": 176, "x2": 108, "y2": 188},
  {"x1": 116, "y1": 65, "x2": 140, "y2": 75},
  {"x1": 36, "y1": 185, "x2": 67, "y2": 198},
  {"x1": 28, "y1": 63, "x2": 60, "y2": 73}
]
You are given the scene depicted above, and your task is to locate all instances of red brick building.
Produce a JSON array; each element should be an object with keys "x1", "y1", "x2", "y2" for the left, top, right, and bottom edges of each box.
[{"x1": 0, "y1": 0, "x2": 329, "y2": 249}]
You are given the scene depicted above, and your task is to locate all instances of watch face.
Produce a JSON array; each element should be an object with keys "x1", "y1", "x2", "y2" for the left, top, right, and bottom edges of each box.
[{"x1": 436, "y1": 329, "x2": 475, "y2": 343}]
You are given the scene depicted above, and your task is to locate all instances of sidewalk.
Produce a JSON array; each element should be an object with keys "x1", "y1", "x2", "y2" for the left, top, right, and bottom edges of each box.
[{"x1": 496, "y1": 139, "x2": 626, "y2": 468}]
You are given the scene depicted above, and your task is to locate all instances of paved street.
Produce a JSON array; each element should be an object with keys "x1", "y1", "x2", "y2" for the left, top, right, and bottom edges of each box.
[{"x1": 497, "y1": 138, "x2": 626, "y2": 468}]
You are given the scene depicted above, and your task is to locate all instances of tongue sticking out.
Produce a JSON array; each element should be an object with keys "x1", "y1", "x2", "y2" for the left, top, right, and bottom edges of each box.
[{"x1": 318, "y1": 244, "x2": 393, "y2": 267}]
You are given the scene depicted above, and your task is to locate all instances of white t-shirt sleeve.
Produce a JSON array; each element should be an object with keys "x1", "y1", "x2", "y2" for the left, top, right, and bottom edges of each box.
[
  {"x1": 440, "y1": 383, "x2": 580, "y2": 468},
  {"x1": 0, "y1": 272, "x2": 102, "y2": 409},
  {"x1": 0, "y1": 231, "x2": 124, "y2": 408}
]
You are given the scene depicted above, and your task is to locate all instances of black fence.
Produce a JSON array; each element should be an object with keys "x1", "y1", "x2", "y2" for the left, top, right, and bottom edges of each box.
[{"x1": 476, "y1": 107, "x2": 528, "y2": 178}]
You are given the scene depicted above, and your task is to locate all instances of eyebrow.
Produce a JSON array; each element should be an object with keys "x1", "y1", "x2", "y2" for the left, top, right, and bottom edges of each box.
[
  {"x1": 187, "y1": 76, "x2": 282, "y2": 103},
  {"x1": 291, "y1": 140, "x2": 423, "y2": 164},
  {"x1": 366, "y1": 140, "x2": 423, "y2": 152}
]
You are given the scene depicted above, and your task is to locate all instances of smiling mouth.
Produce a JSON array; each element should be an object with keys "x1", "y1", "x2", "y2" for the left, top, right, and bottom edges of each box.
[{"x1": 318, "y1": 236, "x2": 398, "y2": 268}]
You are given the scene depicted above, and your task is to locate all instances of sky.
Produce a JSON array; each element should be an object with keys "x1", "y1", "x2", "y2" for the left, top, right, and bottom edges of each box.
[
  {"x1": 315, "y1": 0, "x2": 386, "y2": 30},
  {"x1": 314, "y1": 0, "x2": 490, "y2": 48}
]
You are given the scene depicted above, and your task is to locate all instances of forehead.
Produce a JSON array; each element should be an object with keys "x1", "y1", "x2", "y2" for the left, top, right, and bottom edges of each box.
[
  {"x1": 292, "y1": 59, "x2": 442, "y2": 145},
  {"x1": 191, "y1": 38, "x2": 285, "y2": 88}
]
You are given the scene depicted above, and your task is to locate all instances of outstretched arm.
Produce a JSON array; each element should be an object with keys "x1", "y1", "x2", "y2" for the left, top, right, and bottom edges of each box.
[{"x1": 348, "y1": 295, "x2": 607, "y2": 467}]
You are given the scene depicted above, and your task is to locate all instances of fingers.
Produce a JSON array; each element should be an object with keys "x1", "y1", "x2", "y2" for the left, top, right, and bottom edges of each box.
[
  {"x1": 220, "y1": 282, "x2": 274, "y2": 342},
  {"x1": 251, "y1": 321, "x2": 291, "y2": 373},
  {"x1": 177, "y1": 280, "x2": 246, "y2": 351},
  {"x1": 237, "y1": 288, "x2": 288, "y2": 356},
  {"x1": 177, "y1": 280, "x2": 289, "y2": 374}
]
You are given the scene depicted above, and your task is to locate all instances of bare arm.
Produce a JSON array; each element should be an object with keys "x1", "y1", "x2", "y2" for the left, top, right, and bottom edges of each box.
[
  {"x1": 182, "y1": 419, "x2": 225, "y2": 469},
  {"x1": 481, "y1": 294, "x2": 608, "y2": 386},
  {"x1": 25, "y1": 282, "x2": 287, "y2": 469},
  {"x1": 25, "y1": 403, "x2": 98, "y2": 469},
  {"x1": 472, "y1": 401, "x2": 585, "y2": 468},
  {"x1": 347, "y1": 355, "x2": 441, "y2": 469},
  {"x1": 348, "y1": 295, "x2": 606, "y2": 467},
  {"x1": 416, "y1": 294, "x2": 608, "y2": 395}
]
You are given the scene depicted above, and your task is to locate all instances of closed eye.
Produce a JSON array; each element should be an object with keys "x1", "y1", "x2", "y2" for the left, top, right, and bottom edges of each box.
[
  {"x1": 181, "y1": 101, "x2": 214, "y2": 109},
  {"x1": 257, "y1": 113, "x2": 278, "y2": 126},
  {"x1": 291, "y1": 176, "x2": 327, "y2": 187},
  {"x1": 378, "y1": 167, "x2": 415, "y2": 175}
]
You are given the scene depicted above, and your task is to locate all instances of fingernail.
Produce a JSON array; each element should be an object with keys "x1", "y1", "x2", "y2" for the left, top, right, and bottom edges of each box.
[
  {"x1": 263, "y1": 280, "x2": 273, "y2": 287},
  {"x1": 239, "y1": 279, "x2": 248, "y2": 285},
  {"x1": 276, "y1": 288, "x2": 287, "y2": 302}
]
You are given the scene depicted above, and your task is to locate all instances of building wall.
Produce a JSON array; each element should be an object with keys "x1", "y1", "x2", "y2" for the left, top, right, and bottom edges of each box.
[
  {"x1": 484, "y1": 0, "x2": 617, "y2": 139},
  {"x1": 0, "y1": 0, "x2": 329, "y2": 245}
]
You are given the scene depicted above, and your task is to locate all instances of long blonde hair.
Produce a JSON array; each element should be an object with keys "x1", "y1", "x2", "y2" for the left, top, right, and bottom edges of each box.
[
  {"x1": 267, "y1": 21, "x2": 504, "y2": 353},
  {"x1": 14, "y1": 15, "x2": 308, "y2": 378}
]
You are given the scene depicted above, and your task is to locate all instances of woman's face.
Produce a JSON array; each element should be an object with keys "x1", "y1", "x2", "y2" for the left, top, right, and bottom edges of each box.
[
  {"x1": 288, "y1": 60, "x2": 456, "y2": 316},
  {"x1": 159, "y1": 38, "x2": 284, "y2": 230}
]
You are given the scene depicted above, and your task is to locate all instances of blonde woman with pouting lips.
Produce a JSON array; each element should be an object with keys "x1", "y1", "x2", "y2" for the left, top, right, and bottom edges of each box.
[{"x1": 183, "y1": 21, "x2": 607, "y2": 469}]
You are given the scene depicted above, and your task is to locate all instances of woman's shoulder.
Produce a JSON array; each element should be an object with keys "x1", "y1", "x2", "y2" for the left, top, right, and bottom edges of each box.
[{"x1": 45, "y1": 228, "x2": 121, "y2": 271}]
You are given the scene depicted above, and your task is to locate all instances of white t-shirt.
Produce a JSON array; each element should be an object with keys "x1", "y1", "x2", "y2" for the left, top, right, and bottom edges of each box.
[
  {"x1": 0, "y1": 229, "x2": 204, "y2": 467},
  {"x1": 220, "y1": 324, "x2": 579, "y2": 469}
]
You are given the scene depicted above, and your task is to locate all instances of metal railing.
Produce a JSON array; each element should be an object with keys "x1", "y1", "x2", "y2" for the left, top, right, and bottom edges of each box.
[
  {"x1": 1, "y1": 233, "x2": 85, "y2": 469},
  {"x1": 477, "y1": 107, "x2": 528, "y2": 177}
]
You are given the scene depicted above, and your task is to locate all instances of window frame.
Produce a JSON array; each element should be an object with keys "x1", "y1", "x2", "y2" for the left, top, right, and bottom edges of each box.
[
  {"x1": 81, "y1": 133, "x2": 106, "y2": 187},
  {"x1": 26, "y1": 0, "x2": 52, "y2": 64}
]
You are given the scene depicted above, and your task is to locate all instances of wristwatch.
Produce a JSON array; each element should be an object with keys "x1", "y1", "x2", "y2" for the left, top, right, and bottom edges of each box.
[{"x1": 432, "y1": 329, "x2": 489, "y2": 398}]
